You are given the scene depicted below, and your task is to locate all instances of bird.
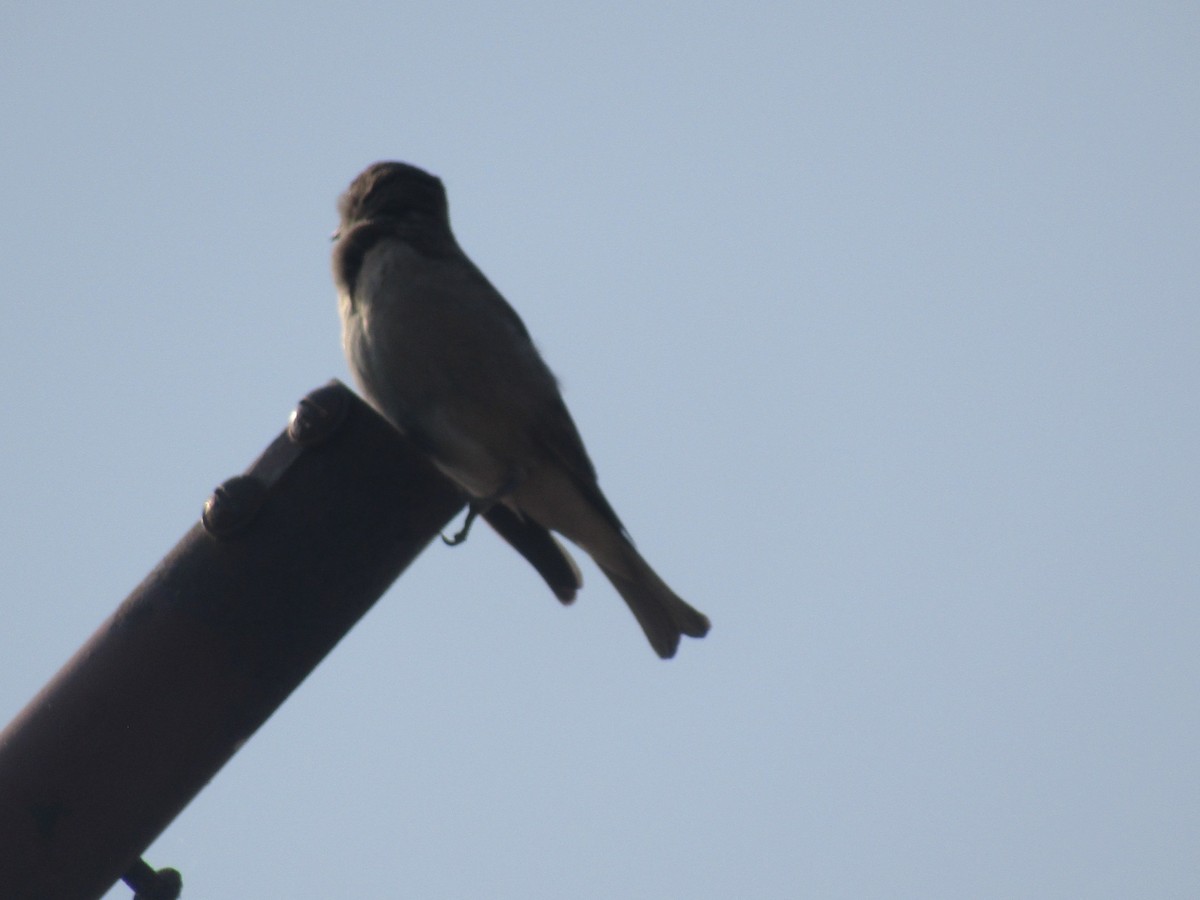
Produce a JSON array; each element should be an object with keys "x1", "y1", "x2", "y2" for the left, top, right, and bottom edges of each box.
[{"x1": 332, "y1": 161, "x2": 710, "y2": 658}]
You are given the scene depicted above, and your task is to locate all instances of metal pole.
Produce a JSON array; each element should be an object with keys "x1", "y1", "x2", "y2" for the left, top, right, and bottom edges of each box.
[{"x1": 0, "y1": 382, "x2": 464, "y2": 900}]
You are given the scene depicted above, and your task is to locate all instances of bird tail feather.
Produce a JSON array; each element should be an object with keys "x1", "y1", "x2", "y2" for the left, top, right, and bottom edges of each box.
[{"x1": 599, "y1": 550, "x2": 710, "y2": 659}]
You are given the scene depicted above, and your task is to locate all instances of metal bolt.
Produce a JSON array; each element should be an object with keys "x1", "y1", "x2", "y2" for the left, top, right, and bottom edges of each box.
[
  {"x1": 288, "y1": 382, "x2": 350, "y2": 447},
  {"x1": 202, "y1": 475, "x2": 267, "y2": 538},
  {"x1": 122, "y1": 857, "x2": 182, "y2": 900}
]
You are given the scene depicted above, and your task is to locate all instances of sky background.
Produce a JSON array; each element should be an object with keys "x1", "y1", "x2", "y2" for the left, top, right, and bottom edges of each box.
[{"x1": 2, "y1": 2, "x2": 1197, "y2": 898}]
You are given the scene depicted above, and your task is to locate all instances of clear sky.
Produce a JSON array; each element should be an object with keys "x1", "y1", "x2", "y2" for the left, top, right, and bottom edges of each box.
[{"x1": 2, "y1": 3, "x2": 1197, "y2": 898}]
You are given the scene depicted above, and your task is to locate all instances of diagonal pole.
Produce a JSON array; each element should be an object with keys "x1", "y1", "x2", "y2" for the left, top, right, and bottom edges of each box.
[{"x1": 0, "y1": 382, "x2": 463, "y2": 900}]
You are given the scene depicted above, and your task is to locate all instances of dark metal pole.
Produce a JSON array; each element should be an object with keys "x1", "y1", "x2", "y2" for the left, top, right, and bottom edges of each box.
[{"x1": 0, "y1": 382, "x2": 464, "y2": 900}]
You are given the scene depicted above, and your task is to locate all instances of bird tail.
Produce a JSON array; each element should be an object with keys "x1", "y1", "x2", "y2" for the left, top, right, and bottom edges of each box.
[{"x1": 599, "y1": 548, "x2": 710, "y2": 659}]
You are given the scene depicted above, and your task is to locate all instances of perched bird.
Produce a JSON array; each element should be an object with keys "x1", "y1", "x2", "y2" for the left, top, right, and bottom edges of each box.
[{"x1": 332, "y1": 162, "x2": 710, "y2": 658}]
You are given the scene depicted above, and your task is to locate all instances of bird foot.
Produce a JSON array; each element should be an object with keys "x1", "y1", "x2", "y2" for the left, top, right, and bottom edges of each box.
[
  {"x1": 442, "y1": 500, "x2": 486, "y2": 546},
  {"x1": 441, "y1": 474, "x2": 521, "y2": 547}
]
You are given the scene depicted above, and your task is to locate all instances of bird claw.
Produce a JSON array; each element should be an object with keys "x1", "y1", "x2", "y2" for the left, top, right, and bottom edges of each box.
[
  {"x1": 442, "y1": 501, "x2": 484, "y2": 546},
  {"x1": 441, "y1": 474, "x2": 522, "y2": 548}
]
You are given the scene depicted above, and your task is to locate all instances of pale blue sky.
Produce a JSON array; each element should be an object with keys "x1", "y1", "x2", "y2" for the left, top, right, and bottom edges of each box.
[{"x1": 2, "y1": 3, "x2": 1197, "y2": 898}]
